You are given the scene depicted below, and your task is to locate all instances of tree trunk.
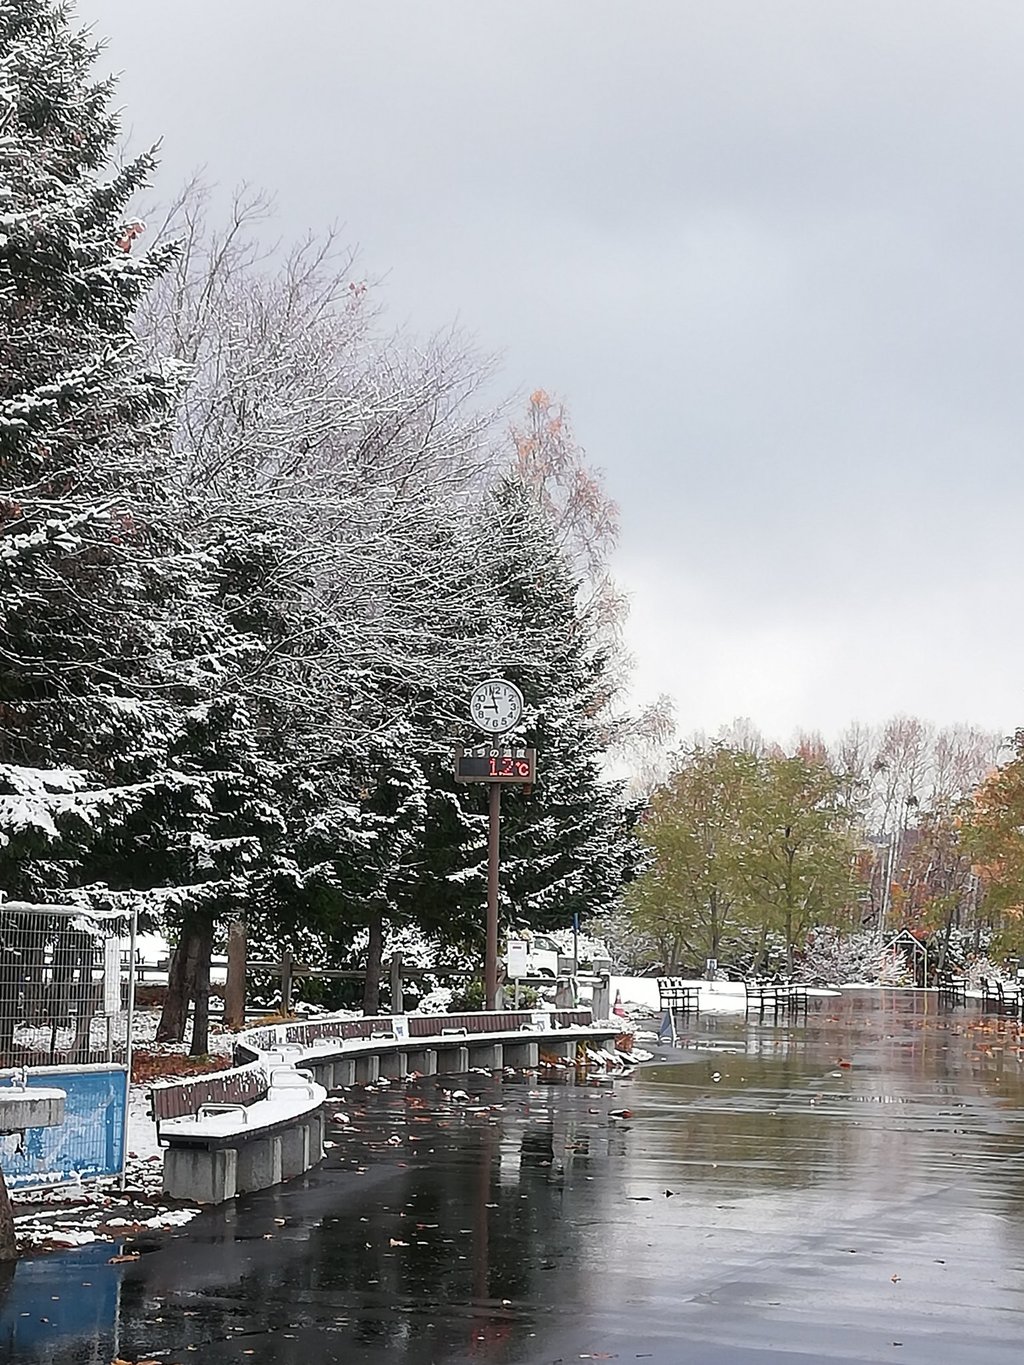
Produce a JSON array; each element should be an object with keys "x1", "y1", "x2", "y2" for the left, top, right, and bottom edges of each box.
[
  {"x1": 157, "y1": 915, "x2": 203, "y2": 1044},
  {"x1": 68, "y1": 940, "x2": 98, "y2": 1063},
  {"x1": 389, "y1": 951, "x2": 404, "y2": 1014},
  {"x1": 753, "y1": 922, "x2": 769, "y2": 976},
  {"x1": 0, "y1": 1164, "x2": 16, "y2": 1262},
  {"x1": 936, "y1": 906, "x2": 955, "y2": 976},
  {"x1": 190, "y1": 919, "x2": 215, "y2": 1057},
  {"x1": 362, "y1": 909, "x2": 384, "y2": 1016},
  {"x1": 223, "y1": 919, "x2": 247, "y2": 1031}
]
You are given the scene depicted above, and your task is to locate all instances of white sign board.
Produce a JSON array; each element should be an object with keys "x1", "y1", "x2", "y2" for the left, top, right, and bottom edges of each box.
[
  {"x1": 103, "y1": 937, "x2": 122, "y2": 1016},
  {"x1": 506, "y1": 938, "x2": 530, "y2": 980}
]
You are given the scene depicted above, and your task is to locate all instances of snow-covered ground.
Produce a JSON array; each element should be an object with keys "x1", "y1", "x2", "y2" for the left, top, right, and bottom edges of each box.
[
  {"x1": 12, "y1": 1004, "x2": 239, "y2": 1059},
  {"x1": 10, "y1": 1014, "x2": 231, "y2": 1253},
  {"x1": 12, "y1": 1171, "x2": 200, "y2": 1253},
  {"x1": 125, "y1": 1079, "x2": 162, "y2": 1163},
  {"x1": 604, "y1": 975, "x2": 845, "y2": 1018},
  {"x1": 605, "y1": 975, "x2": 749, "y2": 1015}
]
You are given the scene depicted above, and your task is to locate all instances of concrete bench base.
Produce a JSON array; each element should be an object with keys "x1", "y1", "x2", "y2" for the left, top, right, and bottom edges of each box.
[
  {"x1": 0, "y1": 1087, "x2": 66, "y2": 1133},
  {"x1": 309, "y1": 1061, "x2": 333, "y2": 1089},
  {"x1": 468, "y1": 1042, "x2": 503, "y2": 1070},
  {"x1": 503, "y1": 1040, "x2": 539, "y2": 1068},
  {"x1": 405, "y1": 1048, "x2": 437, "y2": 1075},
  {"x1": 379, "y1": 1051, "x2": 407, "y2": 1080},
  {"x1": 164, "y1": 1111, "x2": 325, "y2": 1204},
  {"x1": 354, "y1": 1054, "x2": 380, "y2": 1085},
  {"x1": 544, "y1": 1039, "x2": 580, "y2": 1062},
  {"x1": 330, "y1": 1059, "x2": 356, "y2": 1088},
  {"x1": 161, "y1": 1072, "x2": 326, "y2": 1204},
  {"x1": 164, "y1": 1145, "x2": 239, "y2": 1203},
  {"x1": 237, "y1": 1132, "x2": 283, "y2": 1195}
]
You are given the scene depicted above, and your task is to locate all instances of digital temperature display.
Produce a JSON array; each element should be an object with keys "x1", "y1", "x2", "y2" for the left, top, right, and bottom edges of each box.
[{"x1": 454, "y1": 746, "x2": 537, "y2": 784}]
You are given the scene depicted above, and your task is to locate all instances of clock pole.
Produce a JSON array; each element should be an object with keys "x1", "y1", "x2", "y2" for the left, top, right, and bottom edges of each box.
[
  {"x1": 462, "y1": 678, "x2": 529, "y2": 1012},
  {"x1": 485, "y1": 781, "x2": 501, "y2": 1010}
]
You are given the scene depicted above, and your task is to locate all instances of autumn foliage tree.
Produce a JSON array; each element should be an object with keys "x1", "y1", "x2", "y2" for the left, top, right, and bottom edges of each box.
[
  {"x1": 891, "y1": 806, "x2": 980, "y2": 971},
  {"x1": 961, "y1": 729, "x2": 1024, "y2": 959},
  {"x1": 630, "y1": 744, "x2": 861, "y2": 975},
  {"x1": 742, "y1": 754, "x2": 860, "y2": 973},
  {"x1": 628, "y1": 745, "x2": 759, "y2": 969}
]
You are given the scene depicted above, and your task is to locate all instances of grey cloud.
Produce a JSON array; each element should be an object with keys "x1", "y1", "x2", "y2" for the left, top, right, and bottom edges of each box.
[{"x1": 79, "y1": 0, "x2": 1024, "y2": 733}]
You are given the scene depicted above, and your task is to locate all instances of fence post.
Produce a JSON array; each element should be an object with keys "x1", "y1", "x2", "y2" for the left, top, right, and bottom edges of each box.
[
  {"x1": 592, "y1": 973, "x2": 611, "y2": 1021},
  {"x1": 389, "y1": 952, "x2": 403, "y2": 1013},
  {"x1": 281, "y1": 952, "x2": 293, "y2": 1017},
  {"x1": 224, "y1": 919, "x2": 247, "y2": 1030},
  {"x1": 554, "y1": 976, "x2": 576, "y2": 1009},
  {"x1": 121, "y1": 905, "x2": 138, "y2": 1190}
]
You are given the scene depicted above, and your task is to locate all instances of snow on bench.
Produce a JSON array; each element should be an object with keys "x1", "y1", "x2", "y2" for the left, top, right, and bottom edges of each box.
[
  {"x1": 159, "y1": 1066, "x2": 327, "y2": 1204},
  {"x1": 159, "y1": 1067, "x2": 325, "y2": 1150}
]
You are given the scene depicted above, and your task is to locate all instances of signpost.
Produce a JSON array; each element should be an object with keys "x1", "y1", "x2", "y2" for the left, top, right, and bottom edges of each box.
[
  {"x1": 455, "y1": 682, "x2": 536, "y2": 1009},
  {"x1": 506, "y1": 936, "x2": 529, "y2": 1006},
  {"x1": 506, "y1": 938, "x2": 529, "y2": 979},
  {"x1": 454, "y1": 745, "x2": 536, "y2": 784}
]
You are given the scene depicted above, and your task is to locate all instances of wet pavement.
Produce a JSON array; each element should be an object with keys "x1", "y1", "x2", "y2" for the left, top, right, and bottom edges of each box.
[{"x1": 4, "y1": 990, "x2": 1024, "y2": 1364}]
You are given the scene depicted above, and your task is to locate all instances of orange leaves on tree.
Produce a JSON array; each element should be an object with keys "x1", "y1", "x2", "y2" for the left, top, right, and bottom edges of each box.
[{"x1": 115, "y1": 221, "x2": 144, "y2": 253}]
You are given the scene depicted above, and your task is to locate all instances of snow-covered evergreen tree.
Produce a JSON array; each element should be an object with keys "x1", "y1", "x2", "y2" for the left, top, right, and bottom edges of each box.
[
  {"x1": 0, "y1": 6, "x2": 294, "y2": 1060},
  {"x1": 409, "y1": 481, "x2": 641, "y2": 958},
  {"x1": 0, "y1": 0, "x2": 182, "y2": 907},
  {"x1": 490, "y1": 481, "x2": 641, "y2": 930}
]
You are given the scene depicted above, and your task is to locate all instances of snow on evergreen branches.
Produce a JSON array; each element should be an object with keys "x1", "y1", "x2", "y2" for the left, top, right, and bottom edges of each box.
[{"x1": 1, "y1": 7, "x2": 641, "y2": 1010}]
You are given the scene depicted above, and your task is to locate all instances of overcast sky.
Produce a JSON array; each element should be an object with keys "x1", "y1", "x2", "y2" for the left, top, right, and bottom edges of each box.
[{"x1": 78, "y1": 1, "x2": 1024, "y2": 743}]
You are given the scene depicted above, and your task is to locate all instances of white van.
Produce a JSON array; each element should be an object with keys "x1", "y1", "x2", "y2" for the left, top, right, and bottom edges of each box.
[{"x1": 526, "y1": 933, "x2": 563, "y2": 978}]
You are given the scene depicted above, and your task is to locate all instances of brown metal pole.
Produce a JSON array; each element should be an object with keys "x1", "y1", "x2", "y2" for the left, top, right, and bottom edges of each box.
[{"x1": 485, "y1": 781, "x2": 501, "y2": 1009}]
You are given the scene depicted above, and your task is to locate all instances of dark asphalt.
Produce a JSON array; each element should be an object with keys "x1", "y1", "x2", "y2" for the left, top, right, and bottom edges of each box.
[{"x1": 4, "y1": 991, "x2": 1024, "y2": 1364}]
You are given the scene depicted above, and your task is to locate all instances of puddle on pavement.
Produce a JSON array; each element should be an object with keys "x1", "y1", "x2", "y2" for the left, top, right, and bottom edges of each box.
[{"x1": 4, "y1": 990, "x2": 1024, "y2": 1364}]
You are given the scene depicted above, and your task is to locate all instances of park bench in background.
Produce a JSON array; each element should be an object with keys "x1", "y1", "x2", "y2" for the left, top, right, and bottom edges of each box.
[
  {"x1": 657, "y1": 979, "x2": 701, "y2": 1017},
  {"x1": 980, "y1": 977, "x2": 1022, "y2": 1017},
  {"x1": 937, "y1": 974, "x2": 968, "y2": 1007},
  {"x1": 745, "y1": 981, "x2": 809, "y2": 1019}
]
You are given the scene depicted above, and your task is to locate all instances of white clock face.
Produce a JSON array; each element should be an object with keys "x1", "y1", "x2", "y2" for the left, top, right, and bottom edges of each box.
[{"x1": 470, "y1": 678, "x2": 524, "y2": 734}]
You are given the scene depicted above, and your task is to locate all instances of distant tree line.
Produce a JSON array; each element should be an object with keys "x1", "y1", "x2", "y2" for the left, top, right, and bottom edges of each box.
[{"x1": 609, "y1": 716, "x2": 1024, "y2": 980}]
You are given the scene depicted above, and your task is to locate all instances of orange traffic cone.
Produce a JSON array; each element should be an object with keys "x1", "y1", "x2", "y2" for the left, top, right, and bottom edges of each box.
[{"x1": 613, "y1": 989, "x2": 626, "y2": 1018}]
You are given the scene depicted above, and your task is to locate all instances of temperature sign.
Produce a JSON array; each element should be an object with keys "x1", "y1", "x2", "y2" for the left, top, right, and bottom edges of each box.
[{"x1": 454, "y1": 745, "x2": 537, "y2": 784}]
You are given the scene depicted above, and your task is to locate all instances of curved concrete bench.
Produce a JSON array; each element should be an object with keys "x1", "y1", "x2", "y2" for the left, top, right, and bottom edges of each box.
[
  {"x1": 246, "y1": 1023, "x2": 620, "y2": 1089},
  {"x1": 236, "y1": 1008, "x2": 620, "y2": 1085},
  {"x1": 160, "y1": 1065, "x2": 326, "y2": 1203},
  {"x1": 152, "y1": 1007, "x2": 623, "y2": 1203}
]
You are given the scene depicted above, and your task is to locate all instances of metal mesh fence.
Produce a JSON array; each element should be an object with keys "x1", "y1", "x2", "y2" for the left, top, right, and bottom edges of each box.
[{"x1": 0, "y1": 904, "x2": 136, "y2": 1067}]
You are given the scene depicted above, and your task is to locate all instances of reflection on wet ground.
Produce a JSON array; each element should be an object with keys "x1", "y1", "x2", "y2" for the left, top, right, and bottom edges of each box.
[{"x1": 5, "y1": 991, "x2": 1024, "y2": 1363}]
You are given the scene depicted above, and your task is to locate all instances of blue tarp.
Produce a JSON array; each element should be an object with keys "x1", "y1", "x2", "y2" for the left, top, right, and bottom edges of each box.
[{"x1": 0, "y1": 1065, "x2": 127, "y2": 1189}]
